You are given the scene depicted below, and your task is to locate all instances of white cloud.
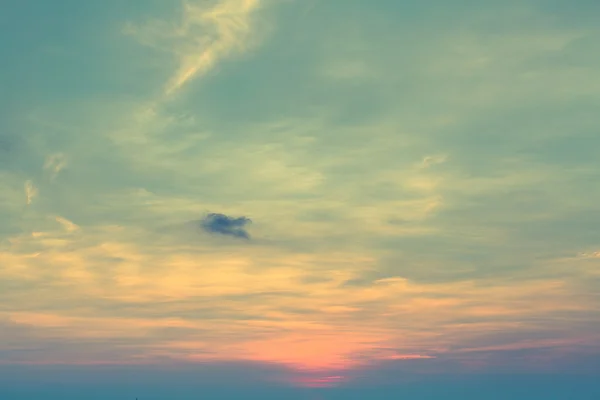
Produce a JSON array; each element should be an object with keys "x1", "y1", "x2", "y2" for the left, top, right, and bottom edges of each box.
[{"x1": 43, "y1": 153, "x2": 68, "y2": 182}]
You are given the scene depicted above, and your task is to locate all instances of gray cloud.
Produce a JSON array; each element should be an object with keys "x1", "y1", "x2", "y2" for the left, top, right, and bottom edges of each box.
[{"x1": 200, "y1": 213, "x2": 252, "y2": 239}]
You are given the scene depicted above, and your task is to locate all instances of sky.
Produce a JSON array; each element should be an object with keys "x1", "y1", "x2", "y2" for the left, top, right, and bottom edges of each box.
[{"x1": 1, "y1": 0, "x2": 600, "y2": 399}]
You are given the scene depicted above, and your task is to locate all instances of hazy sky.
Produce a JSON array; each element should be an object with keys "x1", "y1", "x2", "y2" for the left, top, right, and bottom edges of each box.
[{"x1": 1, "y1": 0, "x2": 600, "y2": 398}]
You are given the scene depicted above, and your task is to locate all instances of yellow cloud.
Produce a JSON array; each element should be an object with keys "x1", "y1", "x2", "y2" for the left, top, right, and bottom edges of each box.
[
  {"x1": 54, "y1": 216, "x2": 80, "y2": 233},
  {"x1": 2, "y1": 224, "x2": 597, "y2": 371},
  {"x1": 126, "y1": 0, "x2": 266, "y2": 97}
]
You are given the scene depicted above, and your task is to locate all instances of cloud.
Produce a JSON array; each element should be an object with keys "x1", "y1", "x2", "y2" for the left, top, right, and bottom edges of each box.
[
  {"x1": 200, "y1": 212, "x2": 252, "y2": 239},
  {"x1": 54, "y1": 216, "x2": 80, "y2": 233},
  {"x1": 419, "y1": 154, "x2": 448, "y2": 169},
  {"x1": 43, "y1": 153, "x2": 67, "y2": 182},
  {"x1": 165, "y1": 0, "x2": 263, "y2": 96},
  {"x1": 125, "y1": 0, "x2": 265, "y2": 97},
  {"x1": 2, "y1": 0, "x2": 600, "y2": 382},
  {"x1": 24, "y1": 180, "x2": 37, "y2": 206}
]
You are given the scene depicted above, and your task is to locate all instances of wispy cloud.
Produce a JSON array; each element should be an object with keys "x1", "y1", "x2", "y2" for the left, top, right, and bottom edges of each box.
[
  {"x1": 24, "y1": 181, "x2": 37, "y2": 206},
  {"x1": 43, "y1": 153, "x2": 67, "y2": 182},
  {"x1": 54, "y1": 216, "x2": 80, "y2": 233},
  {"x1": 126, "y1": 0, "x2": 265, "y2": 97}
]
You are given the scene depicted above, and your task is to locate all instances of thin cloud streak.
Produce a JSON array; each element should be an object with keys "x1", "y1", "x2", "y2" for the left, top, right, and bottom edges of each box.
[
  {"x1": 126, "y1": 0, "x2": 265, "y2": 97},
  {"x1": 43, "y1": 153, "x2": 67, "y2": 182},
  {"x1": 24, "y1": 181, "x2": 37, "y2": 206},
  {"x1": 165, "y1": 0, "x2": 263, "y2": 96}
]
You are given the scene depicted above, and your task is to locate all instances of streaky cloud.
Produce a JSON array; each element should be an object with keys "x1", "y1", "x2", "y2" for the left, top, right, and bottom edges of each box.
[
  {"x1": 125, "y1": 0, "x2": 265, "y2": 97},
  {"x1": 24, "y1": 180, "x2": 37, "y2": 206}
]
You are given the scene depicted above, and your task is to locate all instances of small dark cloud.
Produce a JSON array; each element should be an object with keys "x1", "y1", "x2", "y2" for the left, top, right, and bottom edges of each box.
[{"x1": 200, "y1": 213, "x2": 252, "y2": 239}]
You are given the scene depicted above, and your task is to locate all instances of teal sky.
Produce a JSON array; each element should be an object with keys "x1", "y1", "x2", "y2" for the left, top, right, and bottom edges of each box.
[{"x1": 1, "y1": 0, "x2": 600, "y2": 398}]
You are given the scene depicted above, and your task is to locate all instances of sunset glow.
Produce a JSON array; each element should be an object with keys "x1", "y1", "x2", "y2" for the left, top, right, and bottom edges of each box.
[{"x1": 2, "y1": 0, "x2": 600, "y2": 398}]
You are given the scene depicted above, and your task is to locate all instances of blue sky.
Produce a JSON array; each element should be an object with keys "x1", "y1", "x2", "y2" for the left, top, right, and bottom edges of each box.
[{"x1": 1, "y1": 0, "x2": 600, "y2": 398}]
